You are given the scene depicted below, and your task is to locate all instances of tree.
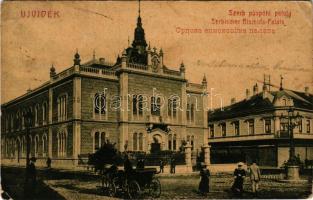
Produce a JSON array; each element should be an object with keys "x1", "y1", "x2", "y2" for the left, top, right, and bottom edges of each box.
[{"x1": 88, "y1": 140, "x2": 121, "y2": 173}]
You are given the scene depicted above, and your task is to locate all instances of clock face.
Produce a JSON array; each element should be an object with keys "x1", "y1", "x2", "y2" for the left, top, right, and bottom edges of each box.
[{"x1": 152, "y1": 56, "x2": 159, "y2": 72}]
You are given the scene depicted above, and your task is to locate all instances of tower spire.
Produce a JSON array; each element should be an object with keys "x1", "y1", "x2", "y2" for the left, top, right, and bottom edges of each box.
[
  {"x1": 138, "y1": 0, "x2": 141, "y2": 17},
  {"x1": 132, "y1": 0, "x2": 147, "y2": 50},
  {"x1": 280, "y1": 75, "x2": 283, "y2": 91}
]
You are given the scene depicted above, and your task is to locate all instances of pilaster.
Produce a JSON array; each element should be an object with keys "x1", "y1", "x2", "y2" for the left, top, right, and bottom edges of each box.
[
  {"x1": 48, "y1": 88, "x2": 53, "y2": 157},
  {"x1": 119, "y1": 72, "x2": 129, "y2": 151}
]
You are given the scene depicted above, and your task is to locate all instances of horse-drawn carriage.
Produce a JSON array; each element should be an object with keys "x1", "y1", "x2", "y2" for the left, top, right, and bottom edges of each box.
[{"x1": 100, "y1": 165, "x2": 161, "y2": 199}]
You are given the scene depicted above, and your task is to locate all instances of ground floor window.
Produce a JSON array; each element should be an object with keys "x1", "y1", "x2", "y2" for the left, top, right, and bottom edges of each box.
[
  {"x1": 133, "y1": 132, "x2": 143, "y2": 151},
  {"x1": 58, "y1": 131, "x2": 67, "y2": 157},
  {"x1": 94, "y1": 132, "x2": 106, "y2": 152},
  {"x1": 168, "y1": 134, "x2": 177, "y2": 151},
  {"x1": 42, "y1": 134, "x2": 48, "y2": 157},
  {"x1": 34, "y1": 135, "x2": 39, "y2": 157}
]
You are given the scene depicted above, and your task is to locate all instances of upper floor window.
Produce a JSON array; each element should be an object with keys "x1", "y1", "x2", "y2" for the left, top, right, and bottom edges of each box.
[
  {"x1": 307, "y1": 120, "x2": 311, "y2": 133},
  {"x1": 221, "y1": 123, "x2": 226, "y2": 137},
  {"x1": 21, "y1": 110, "x2": 25, "y2": 129},
  {"x1": 168, "y1": 97, "x2": 178, "y2": 118},
  {"x1": 209, "y1": 124, "x2": 214, "y2": 138},
  {"x1": 94, "y1": 93, "x2": 106, "y2": 115},
  {"x1": 10, "y1": 114, "x2": 14, "y2": 131},
  {"x1": 34, "y1": 104, "x2": 40, "y2": 126},
  {"x1": 133, "y1": 95, "x2": 143, "y2": 116},
  {"x1": 234, "y1": 121, "x2": 240, "y2": 136},
  {"x1": 187, "y1": 103, "x2": 195, "y2": 122},
  {"x1": 151, "y1": 96, "x2": 161, "y2": 116},
  {"x1": 58, "y1": 95, "x2": 67, "y2": 121},
  {"x1": 265, "y1": 119, "x2": 271, "y2": 134},
  {"x1": 248, "y1": 120, "x2": 255, "y2": 135},
  {"x1": 42, "y1": 102, "x2": 48, "y2": 124},
  {"x1": 15, "y1": 111, "x2": 21, "y2": 130}
]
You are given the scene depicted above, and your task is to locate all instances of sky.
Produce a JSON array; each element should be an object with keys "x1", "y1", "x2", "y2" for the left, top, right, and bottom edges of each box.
[{"x1": 1, "y1": 1, "x2": 312, "y2": 108}]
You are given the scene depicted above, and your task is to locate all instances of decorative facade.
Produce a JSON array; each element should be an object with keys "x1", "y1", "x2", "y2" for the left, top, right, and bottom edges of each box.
[{"x1": 208, "y1": 80, "x2": 313, "y2": 167}]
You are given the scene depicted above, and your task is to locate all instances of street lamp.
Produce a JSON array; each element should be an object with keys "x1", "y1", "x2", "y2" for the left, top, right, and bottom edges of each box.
[
  {"x1": 24, "y1": 109, "x2": 33, "y2": 167},
  {"x1": 279, "y1": 106, "x2": 303, "y2": 180}
]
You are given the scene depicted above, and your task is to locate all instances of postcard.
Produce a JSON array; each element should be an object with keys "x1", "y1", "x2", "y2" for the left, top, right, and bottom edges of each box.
[{"x1": 1, "y1": 1, "x2": 312, "y2": 199}]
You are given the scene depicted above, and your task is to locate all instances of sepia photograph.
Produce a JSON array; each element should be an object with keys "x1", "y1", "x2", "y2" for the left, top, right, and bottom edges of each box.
[{"x1": 1, "y1": 0, "x2": 313, "y2": 199}]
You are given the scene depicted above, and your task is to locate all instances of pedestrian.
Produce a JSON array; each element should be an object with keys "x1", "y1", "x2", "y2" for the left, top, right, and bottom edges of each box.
[
  {"x1": 46, "y1": 157, "x2": 52, "y2": 169},
  {"x1": 231, "y1": 162, "x2": 246, "y2": 197},
  {"x1": 159, "y1": 159, "x2": 164, "y2": 173},
  {"x1": 198, "y1": 163, "x2": 210, "y2": 196},
  {"x1": 170, "y1": 158, "x2": 176, "y2": 174},
  {"x1": 248, "y1": 160, "x2": 261, "y2": 196},
  {"x1": 25, "y1": 157, "x2": 37, "y2": 199}
]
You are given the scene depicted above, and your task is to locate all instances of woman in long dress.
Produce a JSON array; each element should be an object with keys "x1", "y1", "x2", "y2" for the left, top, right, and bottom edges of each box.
[{"x1": 199, "y1": 163, "x2": 210, "y2": 195}]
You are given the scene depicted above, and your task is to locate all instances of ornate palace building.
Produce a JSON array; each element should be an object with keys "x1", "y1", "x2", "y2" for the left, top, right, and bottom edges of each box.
[
  {"x1": 208, "y1": 79, "x2": 313, "y2": 167},
  {"x1": 1, "y1": 9, "x2": 208, "y2": 166}
]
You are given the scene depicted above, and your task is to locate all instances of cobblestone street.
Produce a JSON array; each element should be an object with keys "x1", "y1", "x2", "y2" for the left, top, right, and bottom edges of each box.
[{"x1": 2, "y1": 166, "x2": 312, "y2": 199}]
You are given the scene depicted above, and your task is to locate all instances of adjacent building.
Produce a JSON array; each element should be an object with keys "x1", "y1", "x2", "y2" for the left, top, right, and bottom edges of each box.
[
  {"x1": 1, "y1": 10, "x2": 208, "y2": 167},
  {"x1": 208, "y1": 80, "x2": 313, "y2": 167}
]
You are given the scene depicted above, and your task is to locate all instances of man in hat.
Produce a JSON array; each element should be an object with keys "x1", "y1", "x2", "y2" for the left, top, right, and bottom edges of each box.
[
  {"x1": 198, "y1": 163, "x2": 211, "y2": 196},
  {"x1": 231, "y1": 162, "x2": 246, "y2": 197},
  {"x1": 248, "y1": 160, "x2": 261, "y2": 196}
]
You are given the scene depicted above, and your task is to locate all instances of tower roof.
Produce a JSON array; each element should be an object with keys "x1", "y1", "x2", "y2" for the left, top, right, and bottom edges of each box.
[{"x1": 132, "y1": 0, "x2": 147, "y2": 49}]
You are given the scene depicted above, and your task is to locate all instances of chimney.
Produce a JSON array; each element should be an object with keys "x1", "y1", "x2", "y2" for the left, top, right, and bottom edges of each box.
[
  {"x1": 231, "y1": 98, "x2": 236, "y2": 105},
  {"x1": 305, "y1": 87, "x2": 309, "y2": 96},
  {"x1": 253, "y1": 83, "x2": 259, "y2": 95},
  {"x1": 246, "y1": 89, "x2": 250, "y2": 99}
]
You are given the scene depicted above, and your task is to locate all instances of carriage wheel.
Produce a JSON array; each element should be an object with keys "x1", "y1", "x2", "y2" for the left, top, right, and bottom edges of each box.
[
  {"x1": 108, "y1": 178, "x2": 117, "y2": 197},
  {"x1": 149, "y1": 178, "x2": 161, "y2": 198},
  {"x1": 127, "y1": 180, "x2": 141, "y2": 199}
]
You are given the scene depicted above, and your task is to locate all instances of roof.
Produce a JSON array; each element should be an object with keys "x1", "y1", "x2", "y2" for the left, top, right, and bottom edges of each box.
[{"x1": 209, "y1": 89, "x2": 313, "y2": 121}]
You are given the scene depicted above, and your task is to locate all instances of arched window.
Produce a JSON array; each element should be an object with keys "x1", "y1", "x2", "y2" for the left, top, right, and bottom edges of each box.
[
  {"x1": 42, "y1": 102, "x2": 48, "y2": 124},
  {"x1": 101, "y1": 132, "x2": 106, "y2": 146},
  {"x1": 191, "y1": 136, "x2": 194, "y2": 150},
  {"x1": 168, "y1": 134, "x2": 172, "y2": 150},
  {"x1": 34, "y1": 104, "x2": 40, "y2": 126},
  {"x1": 94, "y1": 132, "x2": 100, "y2": 151},
  {"x1": 151, "y1": 97, "x2": 161, "y2": 116},
  {"x1": 138, "y1": 95, "x2": 143, "y2": 115},
  {"x1": 190, "y1": 104, "x2": 194, "y2": 121},
  {"x1": 42, "y1": 134, "x2": 48, "y2": 157},
  {"x1": 93, "y1": 131, "x2": 106, "y2": 152},
  {"x1": 58, "y1": 131, "x2": 67, "y2": 157},
  {"x1": 58, "y1": 95, "x2": 67, "y2": 121},
  {"x1": 132, "y1": 95, "x2": 138, "y2": 115},
  {"x1": 22, "y1": 136, "x2": 26, "y2": 156},
  {"x1": 133, "y1": 132, "x2": 138, "y2": 151},
  {"x1": 21, "y1": 110, "x2": 25, "y2": 129},
  {"x1": 94, "y1": 93, "x2": 106, "y2": 115},
  {"x1": 139, "y1": 133, "x2": 143, "y2": 151},
  {"x1": 168, "y1": 97, "x2": 178, "y2": 118},
  {"x1": 133, "y1": 95, "x2": 144, "y2": 116},
  {"x1": 173, "y1": 134, "x2": 177, "y2": 150},
  {"x1": 34, "y1": 135, "x2": 39, "y2": 157}
]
